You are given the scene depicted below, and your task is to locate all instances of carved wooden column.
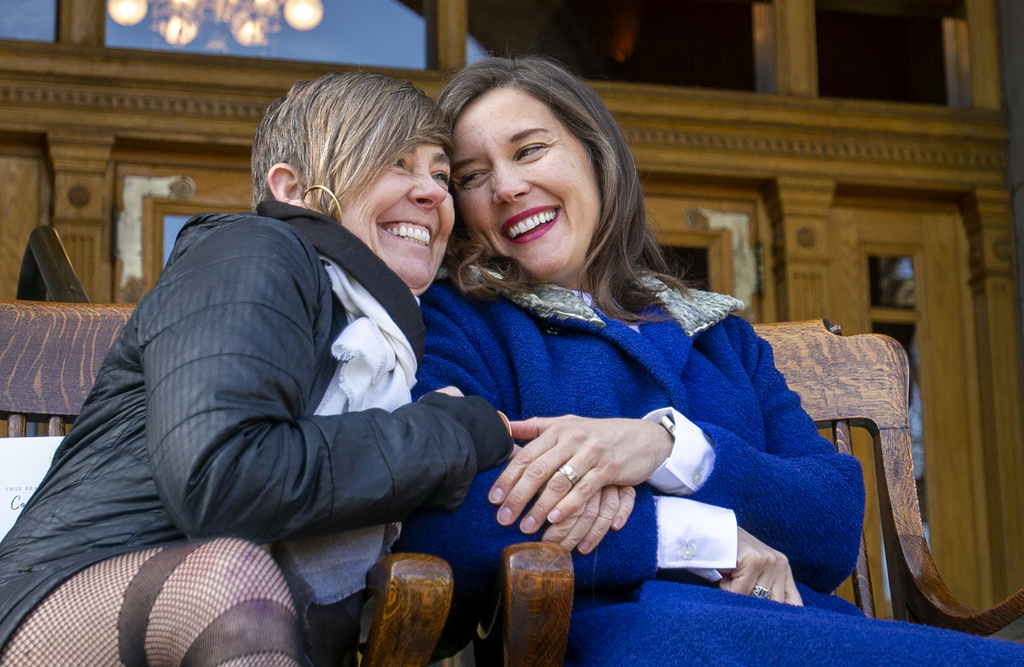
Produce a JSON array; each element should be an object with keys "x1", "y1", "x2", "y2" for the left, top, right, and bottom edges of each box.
[
  {"x1": 774, "y1": 0, "x2": 818, "y2": 97},
  {"x1": 965, "y1": 0, "x2": 1002, "y2": 111},
  {"x1": 962, "y1": 188, "x2": 1024, "y2": 596},
  {"x1": 764, "y1": 177, "x2": 835, "y2": 321},
  {"x1": 58, "y1": 0, "x2": 105, "y2": 47},
  {"x1": 46, "y1": 132, "x2": 115, "y2": 302},
  {"x1": 428, "y1": 0, "x2": 467, "y2": 72}
]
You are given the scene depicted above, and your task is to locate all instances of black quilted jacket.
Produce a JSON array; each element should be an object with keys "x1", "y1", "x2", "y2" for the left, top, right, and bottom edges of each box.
[{"x1": 0, "y1": 202, "x2": 509, "y2": 651}]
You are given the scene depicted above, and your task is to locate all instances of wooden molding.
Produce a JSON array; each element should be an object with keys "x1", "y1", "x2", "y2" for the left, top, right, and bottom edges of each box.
[
  {"x1": 626, "y1": 127, "x2": 1005, "y2": 174},
  {"x1": 2, "y1": 83, "x2": 268, "y2": 123}
]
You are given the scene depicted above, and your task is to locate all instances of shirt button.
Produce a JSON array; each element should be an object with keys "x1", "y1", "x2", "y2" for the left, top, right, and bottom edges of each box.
[
  {"x1": 692, "y1": 470, "x2": 703, "y2": 485},
  {"x1": 681, "y1": 545, "x2": 695, "y2": 560}
]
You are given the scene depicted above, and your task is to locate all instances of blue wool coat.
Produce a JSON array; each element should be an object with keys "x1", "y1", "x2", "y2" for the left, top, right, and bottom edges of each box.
[{"x1": 398, "y1": 281, "x2": 1024, "y2": 665}]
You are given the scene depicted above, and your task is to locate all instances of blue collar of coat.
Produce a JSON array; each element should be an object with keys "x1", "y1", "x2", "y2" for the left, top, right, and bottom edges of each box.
[{"x1": 490, "y1": 276, "x2": 743, "y2": 337}]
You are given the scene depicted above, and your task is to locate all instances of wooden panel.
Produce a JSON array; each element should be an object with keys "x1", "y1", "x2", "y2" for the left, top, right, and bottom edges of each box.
[
  {"x1": 0, "y1": 155, "x2": 46, "y2": 300},
  {"x1": 54, "y1": 224, "x2": 104, "y2": 303},
  {"x1": 827, "y1": 202, "x2": 992, "y2": 609},
  {"x1": 962, "y1": 190, "x2": 1024, "y2": 598}
]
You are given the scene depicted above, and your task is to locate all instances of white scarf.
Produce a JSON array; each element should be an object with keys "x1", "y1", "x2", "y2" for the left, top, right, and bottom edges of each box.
[
  {"x1": 315, "y1": 261, "x2": 417, "y2": 414},
  {"x1": 274, "y1": 258, "x2": 416, "y2": 606}
]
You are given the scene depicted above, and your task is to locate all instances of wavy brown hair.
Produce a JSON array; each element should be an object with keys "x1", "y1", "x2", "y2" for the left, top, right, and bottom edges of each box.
[
  {"x1": 251, "y1": 72, "x2": 450, "y2": 218},
  {"x1": 438, "y1": 56, "x2": 685, "y2": 322}
]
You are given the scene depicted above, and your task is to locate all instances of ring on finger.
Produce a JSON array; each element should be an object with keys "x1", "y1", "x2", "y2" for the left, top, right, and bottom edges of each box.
[
  {"x1": 556, "y1": 463, "x2": 580, "y2": 487},
  {"x1": 750, "y1": 585, "x2": 772, "y2": 600}
]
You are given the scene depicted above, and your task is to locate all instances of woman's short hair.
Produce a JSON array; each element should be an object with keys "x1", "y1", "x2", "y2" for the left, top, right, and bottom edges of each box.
[
  {"x1": 251, "y1": 72, "x2": 450, "y2": 215},
  {"x1": 438, "y1": 56, "x2": 683, "y2": 321}
]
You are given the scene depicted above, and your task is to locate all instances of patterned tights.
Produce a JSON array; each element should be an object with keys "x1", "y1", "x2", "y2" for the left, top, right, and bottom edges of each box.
[{"x1": 0, "y1": 538, "x2": 306, "y2": 667}]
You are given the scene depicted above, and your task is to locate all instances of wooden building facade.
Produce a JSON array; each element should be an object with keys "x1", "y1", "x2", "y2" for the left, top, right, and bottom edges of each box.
[{"x1": 0, "y1": 0, "x2": 1020, "y2": 614}]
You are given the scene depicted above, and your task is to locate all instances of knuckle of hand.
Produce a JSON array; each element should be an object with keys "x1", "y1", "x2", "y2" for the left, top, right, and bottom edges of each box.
[
  {"x1": 507, "y1": 491, "x2": 530, "y2": 508},
  {"x1": 524, "y1": 462, "x2": 550, "y2": 482},
  {"x1": 574, "y1": 478, "x2": 594, "y2": 498},
  {"x1": 548, "y1": 475, "x2": 570, "y2": 493}
]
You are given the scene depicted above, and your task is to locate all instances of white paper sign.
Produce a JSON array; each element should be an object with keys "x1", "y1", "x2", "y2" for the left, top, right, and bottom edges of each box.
[{"x1": 0, "y1": 436, "x2": 63, "y2": 540}]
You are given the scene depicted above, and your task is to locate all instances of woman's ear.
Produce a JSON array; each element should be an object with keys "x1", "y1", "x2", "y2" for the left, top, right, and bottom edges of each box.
[{"x1": 266, "y1": 163, "x2": 307, "y2": 208}]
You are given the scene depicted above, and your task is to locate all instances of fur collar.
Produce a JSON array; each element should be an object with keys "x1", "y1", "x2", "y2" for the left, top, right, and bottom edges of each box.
[{"x1": 494, "y1": 277, "x2": 743, "y2": 337}]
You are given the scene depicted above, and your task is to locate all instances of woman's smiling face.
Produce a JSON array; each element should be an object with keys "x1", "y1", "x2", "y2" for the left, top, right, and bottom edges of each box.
[
  {"x1": 451, "y1": 87, "x2": 601, "y2": 290},
  {"x1": 339, "y1": 143, "x2": 454, "y2": 295}
]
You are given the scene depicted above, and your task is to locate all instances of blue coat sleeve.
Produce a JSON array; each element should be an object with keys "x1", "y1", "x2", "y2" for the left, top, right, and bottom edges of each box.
[
  {"x1": 688, "y1": 316, "x2": 866, "y2": 592},
  {"x1": 396, "y1": 467, "x2": 659, "y2": 596},
  {"x1": 406, "y1": 285, "x2": 661, "y2": 593}
]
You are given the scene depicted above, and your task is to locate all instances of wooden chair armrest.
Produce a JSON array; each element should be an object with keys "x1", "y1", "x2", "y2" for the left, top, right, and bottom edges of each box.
[
  {"x1": 500, "y1": 542, "x2": 574, "y2": 667},
  {"x1": 893, "y1": 531, "x2": 1024, "y2": 638},
  {"x1": 874, "y1": 424, "x2": 1024, "y2": 638},
  {"x1": 361, "y1": 553, "x2": 453, "y2": 667}
]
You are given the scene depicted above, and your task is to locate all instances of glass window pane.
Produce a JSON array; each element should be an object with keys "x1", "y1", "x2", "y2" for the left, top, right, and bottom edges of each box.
[
  {"x1": 163, "y1": 214, "x2": 191, "y2": 266},
  {"x1": 106, "y1": 0, "x2": 427, "y2": 70},
  {"x1": 468, "y1": 0, "x2": 758, "y2": 90},
  {"x1": 0, "y1": 0, "x2": 56, "y2": 42},
  {"x1": 817, "y1": 6, "x2": 947, "y2": 104},
  {"x1": 869, "y1": 256, "x2": 916, "y2": 309}
]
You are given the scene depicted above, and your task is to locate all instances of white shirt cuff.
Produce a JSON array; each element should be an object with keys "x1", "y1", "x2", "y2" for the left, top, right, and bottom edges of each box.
[
  {"x1": 655, "y1": 496, "x2": 737, "y2": 582},
  {"x1": 643, "y1": 407, "x2": 715, "y2": 495}
]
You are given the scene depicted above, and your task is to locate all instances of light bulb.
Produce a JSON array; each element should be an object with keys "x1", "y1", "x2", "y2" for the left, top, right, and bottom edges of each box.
[
  {"x1": 284, "y1": 0, "x2": 323, "y2": 31},
  {"x1": 231, "y1": 16, "x2": 268, "y2": 46},
  {"x1": 162, "y1": 14, "x2": 198, "y2": 45},
  {"x1": 107, "y1": 0, "x2": 148, "y2": 27}
]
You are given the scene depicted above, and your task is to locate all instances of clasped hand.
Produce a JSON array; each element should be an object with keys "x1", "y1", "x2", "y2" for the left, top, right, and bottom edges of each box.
[
  {"x1": 719, "y1": 528, "x2": 803, "y2": 606},
  {"x1": 489, "y1": 415, "x2": 673, "y2": 552}
]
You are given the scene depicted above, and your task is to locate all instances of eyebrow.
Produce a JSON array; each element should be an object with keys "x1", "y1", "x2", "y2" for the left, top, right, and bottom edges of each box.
[{"x1": 451, "y1": 127, "x2": 547, "y2": 172}]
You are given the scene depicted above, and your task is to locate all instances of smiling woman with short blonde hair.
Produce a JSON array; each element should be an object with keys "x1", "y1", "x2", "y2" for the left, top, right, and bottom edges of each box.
[{"x1": 0, "y1": 71, "x2": 511, "y2": 667}]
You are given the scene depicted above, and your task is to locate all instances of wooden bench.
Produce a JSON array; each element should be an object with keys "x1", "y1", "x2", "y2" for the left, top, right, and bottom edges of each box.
[{"x1": 0, "y1": 300, "x2": 452, "y2": 666}]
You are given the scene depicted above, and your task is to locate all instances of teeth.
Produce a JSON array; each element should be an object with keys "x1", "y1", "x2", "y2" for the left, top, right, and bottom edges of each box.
[
  {"x1": 508, "y1": 210, "x2": 556, "y2": 238},
  {"x1": 386, "y1": 225, "x2": 431, "y2": 245}
]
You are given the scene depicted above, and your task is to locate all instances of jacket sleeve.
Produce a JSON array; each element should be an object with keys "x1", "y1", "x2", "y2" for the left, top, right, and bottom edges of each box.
[
  {"x1": 689, "y1": 316, "x2": 866, "y2": 593},
  {"x1": 138, "y1": 220, "x2": 482, "y2": 543},
  {"x1": 396, "y1": 467, "x2": 659, "y2": 596},
  {"x1": 413, "y1": 284, "x2": 520, "y2": 413},
  {"x1": 408, "y1": 286, "x2": 661, "y2": 592}
]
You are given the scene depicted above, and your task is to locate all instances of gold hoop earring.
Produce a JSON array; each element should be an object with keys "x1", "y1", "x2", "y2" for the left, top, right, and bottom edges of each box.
[{"x1": 303, "y1": 184, "x2": 342, "y2": 222}]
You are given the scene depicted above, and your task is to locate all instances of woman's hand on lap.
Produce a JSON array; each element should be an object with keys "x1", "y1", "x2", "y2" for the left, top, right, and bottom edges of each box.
[
  {"x1": 490, "y1": 416, "x2": 671, "y2": 535},
  {"x1": 541, "y1": 485, "x2": 635, "y2": 553},
  {"x1": 718, "y1": 528, "x2": 803, "y2": 606}
]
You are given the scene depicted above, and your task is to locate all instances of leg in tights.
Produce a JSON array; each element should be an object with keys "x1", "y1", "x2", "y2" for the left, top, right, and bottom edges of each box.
[{"x1": 0, "y1": 537, "x2": 306, "y2": 667}]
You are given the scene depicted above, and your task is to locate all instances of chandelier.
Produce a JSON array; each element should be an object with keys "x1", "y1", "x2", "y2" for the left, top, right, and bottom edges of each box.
[{"x1": 107, "y1": 0, "x2": 324, "y2": 48}]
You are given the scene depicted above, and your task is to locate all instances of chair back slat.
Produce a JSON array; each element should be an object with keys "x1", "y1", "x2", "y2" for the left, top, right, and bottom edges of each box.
[
  {"x1": 832, "y1": 419, "x2": 876, "y2": 618},
  {"x1": 0, "y1": 301, "x2": 134, "y2": 428}
]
